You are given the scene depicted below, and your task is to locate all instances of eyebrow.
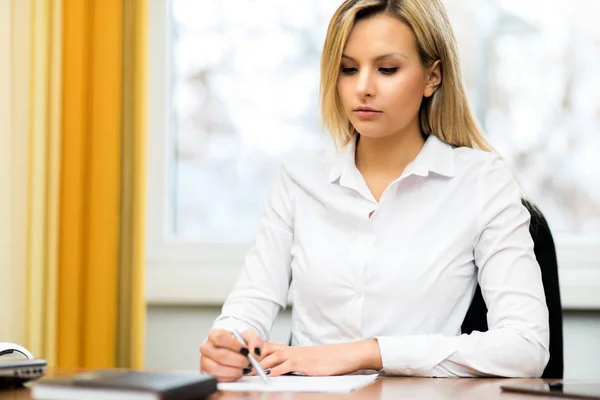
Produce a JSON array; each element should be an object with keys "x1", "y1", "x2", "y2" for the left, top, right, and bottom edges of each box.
[{"x1": 342, "y1": 52, "x2": 409, "y2": 61}]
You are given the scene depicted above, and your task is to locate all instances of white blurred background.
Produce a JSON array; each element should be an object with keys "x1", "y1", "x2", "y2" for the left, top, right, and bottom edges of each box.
[
  {"x1": 145, "y1": 0, "x2": 600, "y2": 378},
  {"x1": 169, "y1": 0, "x2": 599, "y2": 241}
]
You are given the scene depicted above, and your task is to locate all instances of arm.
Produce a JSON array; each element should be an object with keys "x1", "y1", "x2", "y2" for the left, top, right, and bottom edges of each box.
[
  {"x1": 211, "y1": 166, "x2": 295, "y2": 340},
  {"x1": 373, "y1": 156, "x2": 550, "y2": 378}
]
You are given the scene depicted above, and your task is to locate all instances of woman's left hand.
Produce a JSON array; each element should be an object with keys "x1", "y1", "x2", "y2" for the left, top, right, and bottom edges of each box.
[{"x1": 253, "y1": 340, "x2": 382, "y2": 377}]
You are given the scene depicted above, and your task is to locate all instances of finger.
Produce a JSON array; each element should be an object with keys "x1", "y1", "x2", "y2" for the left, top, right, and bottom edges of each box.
[
  {"x1": 259, "y1": 351, "x2": 287, "y2": 371},
  {"x1": 208, "y1": 329, "x2": 248, "y2": 353},
  {"x1": 241, "y1": 329, "x2": 265, "y2": 359},
  {"x1": 200, "y1": 356, "x2": 244, "y2": 382},
  {"x1": 261, "y1": 342, "x2": 287, "y2": 358},
  {"x1": 200, "y1": 341, "x2": 252, "y2": 369},
  {"x1": 200, "y1": 355, "x2": 215, "y2": 375},
  {"x1": 268, "y1": 360, "x2": 296, "y2": 377}
]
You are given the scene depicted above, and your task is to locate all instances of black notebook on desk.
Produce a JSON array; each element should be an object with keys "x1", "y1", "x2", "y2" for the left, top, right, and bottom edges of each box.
[{"x1": 31, "y1": 369, "x2": 217, "y2": 400}]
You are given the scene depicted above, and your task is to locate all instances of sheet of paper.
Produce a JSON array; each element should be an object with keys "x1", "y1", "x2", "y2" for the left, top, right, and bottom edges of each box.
[{"x1": 218, "y1": 374, "x2": 378, "y2": 394}]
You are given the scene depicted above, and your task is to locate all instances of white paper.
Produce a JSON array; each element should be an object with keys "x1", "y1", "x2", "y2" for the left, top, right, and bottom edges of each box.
[{"x1": 218, "y1": 374, "x2": 378, "y2": 394}]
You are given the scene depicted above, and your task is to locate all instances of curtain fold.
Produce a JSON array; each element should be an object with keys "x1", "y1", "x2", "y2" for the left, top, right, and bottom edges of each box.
[
  {"x1": 25, "y1": 0, "x2": 62, "y2": 364},
  {"x1": 57, "y1": 0, "x2": 123, "y2": 368},
  {"x1": 118, "y1": 0, "x2": 148, "y2": 369},
  {"x1": 57, "y1": 0, "x2": 147, "y2": 369}
]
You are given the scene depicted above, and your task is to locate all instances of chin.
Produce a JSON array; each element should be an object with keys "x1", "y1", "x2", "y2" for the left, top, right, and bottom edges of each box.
[{"x1": 354, "y1": 127, "x2": 391, "y2": 139}]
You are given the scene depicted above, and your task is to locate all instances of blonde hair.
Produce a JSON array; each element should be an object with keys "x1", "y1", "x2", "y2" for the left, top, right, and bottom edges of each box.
[{"x1": 320, "y1": 0, "x2": 493, "y2": 152}]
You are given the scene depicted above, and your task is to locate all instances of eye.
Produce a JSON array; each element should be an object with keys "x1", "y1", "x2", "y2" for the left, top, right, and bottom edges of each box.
[
  {"x1": 379, "y1": 67, "x2": 398, "y2": 75},
  {"x1": 340, "y1": 67, "x2": 358, "y2": 75}
]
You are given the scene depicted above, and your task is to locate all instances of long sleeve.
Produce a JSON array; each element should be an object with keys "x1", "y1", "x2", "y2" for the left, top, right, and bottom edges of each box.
[
  {"x1": 375, "y1": 156, "x2": 550, "y2": 378},
  {"x1": 211, "y1": 166, "x2": 295, "y2": 340}
]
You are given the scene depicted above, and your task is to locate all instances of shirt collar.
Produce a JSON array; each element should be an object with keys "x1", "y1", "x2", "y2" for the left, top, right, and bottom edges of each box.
[{"x1": 328, "y1": 133, "x2": 456, "y2": 184}]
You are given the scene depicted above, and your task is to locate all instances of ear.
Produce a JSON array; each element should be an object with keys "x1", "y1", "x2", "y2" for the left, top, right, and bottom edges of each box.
[{"x1": 424, "y1": 60, "x2": 442, "y2": 98}]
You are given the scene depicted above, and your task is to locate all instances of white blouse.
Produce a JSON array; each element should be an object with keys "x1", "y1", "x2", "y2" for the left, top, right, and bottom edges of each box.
[{"x1": 211, "y1": 134, "x2": 550, "y2": 378}]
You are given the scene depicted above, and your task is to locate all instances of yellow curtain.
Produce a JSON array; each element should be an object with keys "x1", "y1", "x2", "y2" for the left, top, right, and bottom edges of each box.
[
  {"x1": 24, "y1": 0, "x2": 147, "y2": 369},
  {"x1": 119, "y1": 0, "x2": 148, "y2": 368},
  {"x1": 57, "y1": 0, "x2": 147, "y2": 368},
  {"x1": 25, "y1": 0, "x2": 62, "y2": 364}
]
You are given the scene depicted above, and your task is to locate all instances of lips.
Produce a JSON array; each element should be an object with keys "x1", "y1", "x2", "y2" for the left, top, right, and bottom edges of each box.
[
  {"x1": 353, "y1": 106, "x2": 382, "y2": 113},
  {"x1": 353, "y1": 106, "x2": 382, "y2": 119}
]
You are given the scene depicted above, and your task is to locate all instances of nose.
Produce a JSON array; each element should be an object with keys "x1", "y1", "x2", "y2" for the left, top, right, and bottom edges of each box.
[{"x1": 356, "y1": 69, "x2": 376, "y2": 98}]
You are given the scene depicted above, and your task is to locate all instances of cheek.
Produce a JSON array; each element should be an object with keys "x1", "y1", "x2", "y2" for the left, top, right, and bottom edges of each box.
[
  {"x1": 336, "y1": 80, "x2": 353, "y2": 108},
  {"x1": 381, "y1": 72, "x2": 425, "y2": 109}
]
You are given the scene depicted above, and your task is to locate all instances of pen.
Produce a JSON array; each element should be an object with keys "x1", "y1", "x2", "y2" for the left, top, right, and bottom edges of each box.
[{"x1": 232, "y1": 329, "x2": 270, "y2": 384}]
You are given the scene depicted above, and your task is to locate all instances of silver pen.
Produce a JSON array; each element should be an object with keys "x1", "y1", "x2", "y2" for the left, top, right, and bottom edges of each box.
[{"x1": 232, "y1": 329, "x2": 270, "y2": 384}]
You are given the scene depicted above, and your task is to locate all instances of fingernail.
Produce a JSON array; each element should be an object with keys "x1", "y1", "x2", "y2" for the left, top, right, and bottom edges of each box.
[
  {"x1": 240, "y1": 348, "x2": 249, "y2": 356},
  {"x1": 254, "y1": 348, "x2": 261, "y2": 357},
  {"x1": 265, "y1": 369, "x2": 271, "y2": 375},
  {"x1": 243, "y1": 368, "x2": 252, "y2": 375}
]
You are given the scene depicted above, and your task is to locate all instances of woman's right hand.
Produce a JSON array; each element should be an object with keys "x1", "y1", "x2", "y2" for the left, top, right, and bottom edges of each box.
[{"x1": 200, "y1": 328, "x2": 265, "y2": 382}]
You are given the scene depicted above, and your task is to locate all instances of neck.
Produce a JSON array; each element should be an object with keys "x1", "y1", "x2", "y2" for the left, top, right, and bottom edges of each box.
[{"x1": 355, "y1": 127, "x2": 426, "y2": 177}]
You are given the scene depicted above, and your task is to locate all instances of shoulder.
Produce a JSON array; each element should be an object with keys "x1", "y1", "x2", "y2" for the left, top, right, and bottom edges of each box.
[
  {"x1": 451, "y1": 146, "x2": 519, "y2": 189},
  {"x1": 451, "y1": 148, "x2": 529, "y2": 234},
  {"x1": 450, "y1": 145, "x2": 523, "y2": 206},
  {"x1": 452, "y1": 146, "x2": 509, "y2": 175}
]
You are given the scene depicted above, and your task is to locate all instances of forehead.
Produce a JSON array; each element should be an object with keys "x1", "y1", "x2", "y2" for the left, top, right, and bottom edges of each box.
[{"x1": 343, "y1": 13, "x2": 418, "y2": 59}]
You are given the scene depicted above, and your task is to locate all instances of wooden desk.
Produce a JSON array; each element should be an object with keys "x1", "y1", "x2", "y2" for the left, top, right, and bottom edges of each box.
[{"x1": 0, "y1": 368, "x2": 580, "y2": 400}]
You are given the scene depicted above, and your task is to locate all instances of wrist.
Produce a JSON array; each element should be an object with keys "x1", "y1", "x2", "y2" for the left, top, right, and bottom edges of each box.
[{"x1": 354, "y1": 339, "x2": 383, "y2": 371}]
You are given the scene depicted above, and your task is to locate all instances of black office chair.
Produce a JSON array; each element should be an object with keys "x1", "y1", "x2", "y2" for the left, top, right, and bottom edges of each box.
[{"x1": 461, "y1": 199, "x2": 564, "y2": 379}]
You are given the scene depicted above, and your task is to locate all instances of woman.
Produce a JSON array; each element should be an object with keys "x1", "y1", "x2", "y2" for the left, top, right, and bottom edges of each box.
[{"x1": 199, "y1": 0, "x2": 549, "y2": 381}]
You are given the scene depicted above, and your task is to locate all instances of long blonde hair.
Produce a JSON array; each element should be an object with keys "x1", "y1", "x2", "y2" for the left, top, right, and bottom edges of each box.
[{"x1": 320, "y1": 0, "x2": 493, "y2": 152}]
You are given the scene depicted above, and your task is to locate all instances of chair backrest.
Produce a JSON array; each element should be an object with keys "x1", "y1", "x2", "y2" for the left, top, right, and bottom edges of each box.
[{"x1": 461, "y1": 199, "x2": 564, "y2": 379}]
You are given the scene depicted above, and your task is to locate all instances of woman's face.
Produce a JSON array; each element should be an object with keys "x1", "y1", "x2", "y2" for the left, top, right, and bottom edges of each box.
[{"x1": 337, "y1": 13, "x2": 438, "y2": 139}]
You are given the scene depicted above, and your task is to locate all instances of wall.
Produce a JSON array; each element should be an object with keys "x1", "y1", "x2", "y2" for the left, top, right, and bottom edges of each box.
[{"x1": 145, "y1": 306, "x2": 600, "y2": 379}]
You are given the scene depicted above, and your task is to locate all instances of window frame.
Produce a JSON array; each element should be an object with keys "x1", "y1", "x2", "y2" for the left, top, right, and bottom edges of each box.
[
  {"x1": 146, "y1": 0, "x2": 252, "y2": 252},
  {"x1": 145, "y1": 0, "x2": 600, "y2": 309}
]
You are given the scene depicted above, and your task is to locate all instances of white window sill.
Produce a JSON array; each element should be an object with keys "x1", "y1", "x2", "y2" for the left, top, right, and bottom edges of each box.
[
  {"x1": 146, "y1": 236, "x2": 600, "y2": 309},
  {"x1": 145, "y1": 264, "x2": 600, "y2": 310}
]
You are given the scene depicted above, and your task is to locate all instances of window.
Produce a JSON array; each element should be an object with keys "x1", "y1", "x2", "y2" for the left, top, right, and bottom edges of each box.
[
  {"x1": 446, "y1": 0, "x2": 600, "y2": 234},
  {"x1": 146, "y1": 0, "x2": 600, "y2": 307},
  {"x1": 168, "y1": 0, "x2": 340, "y2": 242}
]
